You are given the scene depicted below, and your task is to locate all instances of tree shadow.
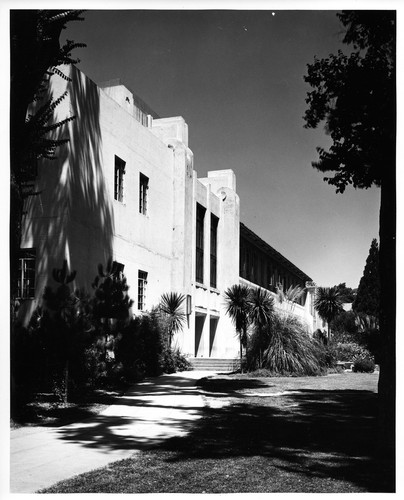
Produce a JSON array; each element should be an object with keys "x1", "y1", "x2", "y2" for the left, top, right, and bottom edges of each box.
[
  {"x1": 159, "y1": 387, "x2": 395, "y2": 492},
  {"x1": 20, "y1": 65, "x2": 114, "y2": 319},
  {"x1": 197, "y1": 376, "x2": 273, "y2": 395},
  {"x1": 53, "y1": 373, "x2": 207, "y2": 450}
]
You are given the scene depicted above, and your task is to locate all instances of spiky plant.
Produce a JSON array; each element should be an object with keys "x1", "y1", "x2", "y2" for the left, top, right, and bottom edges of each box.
[
  {"x1": 314, "y1": 286, "x2": 344, "y2": 342},
  {"x1": 159, "y1": 292, "x2": 186, "y2": 348},
  {"x1": 263, "y1": 314, "x2": 328, "y2": 376},
  {"x1": 276, "y1": 283, "x2": 305, "y2": 312},
  {"x1": 248, "y1": 288, "x2": 275, "y2": 368},
  {"x1": 224, "y1": 284, "x2": 251, "y2": 372}
]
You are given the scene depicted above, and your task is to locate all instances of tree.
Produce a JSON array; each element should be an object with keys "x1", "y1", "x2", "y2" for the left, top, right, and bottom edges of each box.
[
  {"x1": 353, "y1": 238, "x2": 380, "y2": 318},
  {"x1": 303, "y1": 10, "x2": 395, "y2": 455},
  {"x1": 314, "y1": 287, "x2": 344, "y2": 342},
  {"x1": 224, "y1": 284, "x2": 251, "y2": 372},
  {"x1": 92, "y1": 258, "x2": 134, "y2": 364},
  {"x1": 159, "y1": 292, "x2": 186, "y2": 348},
  {"x1": 42, "y1": 260, "x2": 80, "y2": 403},
  {"x1": 10, "y1": 10, "x2": 85, "y2": 306},
  {"x1": 334, "y1": 282, "x2": 357, "y2": 303},
  {"x1": 248, "y1": 287, "x2": 275, "y2": 368}
]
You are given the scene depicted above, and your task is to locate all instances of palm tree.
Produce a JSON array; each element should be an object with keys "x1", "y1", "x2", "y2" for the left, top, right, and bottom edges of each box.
[
  {"x1": 248, "y1": 287, "x2": 275, "y2": 368},
  {"x1": 224, "y1": 284, "x2": 251, "y2": 372},
  {"x1": 314, "y1": 286, "x2": 344, "y2": 342},
  {"x1": 160, "y1": 292, "x2": 186, "y2": 348}
]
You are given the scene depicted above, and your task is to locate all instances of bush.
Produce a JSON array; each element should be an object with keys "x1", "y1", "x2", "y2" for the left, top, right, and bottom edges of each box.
[
  {"x1": 114, "y1": 311, "x2": 165, "y2": 380},
  {"x1": 356, "y1": 328, "x2": 381, "y2": 364},
  {"x1": 161, "y1": 347, "x2": 192, "y2": 374},
  {"x1": 258, "y1": 314, "x2": 336, "y2": 376},
  {"x1": 352, "y1": 357, "x2": 375, "y2": 373},
  {"x1": 332, "y1": 342, "x2": 372, "y2": 362},
  {"x1": 330, "y1": 310, "x2": 359, "y2": 342}
]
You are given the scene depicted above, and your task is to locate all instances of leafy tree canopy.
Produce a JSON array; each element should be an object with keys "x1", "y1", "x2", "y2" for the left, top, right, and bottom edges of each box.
[
  {"x1": 334, "y1": 282, "x2": 357, "y2": 303},
  {"x1": 303, "y1": 10, "x2": 395, "y2": 193}
]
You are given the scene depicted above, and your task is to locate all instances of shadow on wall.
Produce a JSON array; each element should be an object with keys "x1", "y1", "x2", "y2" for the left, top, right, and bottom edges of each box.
[{"x1": 21, "y1": 66, "x2": 114, "y2": 321}]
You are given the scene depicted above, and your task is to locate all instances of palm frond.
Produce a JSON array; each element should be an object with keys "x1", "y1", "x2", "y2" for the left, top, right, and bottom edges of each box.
[
  {"x1": 223, "y1": 284, "x2": 251, "y2": 334},
  {"x1": 160, "y1": 292, "x2": 186, "y2": 334},
  {"x1": 248, "y1": 287, "x2": 275, "y2": 327},
  {"x1": 314, "y1": 286, "x2": 344, "y2": 323}
]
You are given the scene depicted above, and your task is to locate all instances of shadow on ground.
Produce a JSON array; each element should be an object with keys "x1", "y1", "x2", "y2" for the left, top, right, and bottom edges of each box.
[
  {"x1": 197, "y1": 377, "x2": 271, "y2": 394},
  {"x1": 159, "y1": 382, "x2": 394, "y2": 492},
  {"x1": 34, "y1": 373, "x2": 395, "y2": 492},
  {"x1": 53, "y1": 375, "x2": 205, "y2": 451}
]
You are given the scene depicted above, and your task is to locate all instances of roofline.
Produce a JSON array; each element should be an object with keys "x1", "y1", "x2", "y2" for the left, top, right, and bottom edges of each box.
[
  {"x1": 99, "y1": 78, "x2": 160, "y2": 119},
  {"x1": 240, "y1": 222, "x2": 313, "y2": 283}
]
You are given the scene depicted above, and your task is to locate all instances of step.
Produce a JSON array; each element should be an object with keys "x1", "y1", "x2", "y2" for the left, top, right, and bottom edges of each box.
[{"x1": 188, "y1": 357, "x2": 240, "y2": 372}]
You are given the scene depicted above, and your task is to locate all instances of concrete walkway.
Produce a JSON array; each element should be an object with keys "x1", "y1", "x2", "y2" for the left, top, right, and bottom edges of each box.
[{"x1": 10, "y1": 370, "x2": 215, "y2": 493}]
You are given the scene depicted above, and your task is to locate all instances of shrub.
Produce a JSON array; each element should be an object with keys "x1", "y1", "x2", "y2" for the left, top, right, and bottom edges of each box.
[
  {"x1": 332, "y1": 342, "x2": 372, "y2": 362},
  {"x1": 356, "y1": 328, "x2": 381, "y2": 364},
  {"x1": 261, "y1": 313, "x2": 335, "y2": 376},
  {"x1": 161, "y1": 347, "x2": 192, "y2": 374},
  {"x1": 352, "y1": 357, "x2": 375, "y2": 373},
  {"x1": 114, "y1": 311, "x2": 165, "y2": 380}
]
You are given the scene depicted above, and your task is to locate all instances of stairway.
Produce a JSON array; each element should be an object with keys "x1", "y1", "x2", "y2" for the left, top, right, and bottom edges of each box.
[{"x1": 188, "y1": 357, "x2": 240, "y2": 372}]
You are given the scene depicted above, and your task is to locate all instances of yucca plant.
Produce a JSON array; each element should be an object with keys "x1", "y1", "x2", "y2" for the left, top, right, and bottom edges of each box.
[
  {"x1": 314, "y1": 286, "x2": 344, "y2": 342},
  {"x1": 224, "y1": 284, "x2": 251, "y2": 372},
  {"x1": 276, "y1": 283, "x2": 305, "y2": 312},
  {"x1": 160, "y1": 292, "x2": 186, "y2": 348}
]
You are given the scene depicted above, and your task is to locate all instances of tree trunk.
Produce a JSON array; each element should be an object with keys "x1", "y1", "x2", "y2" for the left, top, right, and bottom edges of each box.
[
  {"x1": 63, "y1": 359, "x2": 69, "y2": 404},
  {"x1": 239, "y1": 336, "x2": 243, "y2": 373},
  {"x1": 377, "y1": 169, "x2": 396, "y2": 467}
]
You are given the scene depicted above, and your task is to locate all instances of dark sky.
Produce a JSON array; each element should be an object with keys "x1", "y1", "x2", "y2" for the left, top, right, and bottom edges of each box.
[{"x1": 62, "y1": 8, "x2": 382, "y2": 288}]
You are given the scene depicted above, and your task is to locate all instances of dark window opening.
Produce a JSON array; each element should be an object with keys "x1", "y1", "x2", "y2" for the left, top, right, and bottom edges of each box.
[
  {"x1": 196, "y1": 204, "x2": 205, "y2": 284},
  {"x1": 210, "y1": 214, "x2": 218, "y2": 288},
  {"x1": 139, "y1": 173, "x2": 149, "y2": 215},
  {"x1": 17, "y1": 249, "x2": 36, "y2": 299},
  {"x1": 114, "y1": 156, "x2": 125, "y2": 202}
]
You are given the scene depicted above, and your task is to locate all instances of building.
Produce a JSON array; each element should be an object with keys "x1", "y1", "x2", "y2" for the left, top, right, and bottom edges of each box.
[{"x1": 19, "y1": 65, "x2": 323, "y2": 360}]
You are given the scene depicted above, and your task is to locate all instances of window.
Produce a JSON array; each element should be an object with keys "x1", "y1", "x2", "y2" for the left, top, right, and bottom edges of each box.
[
  {"x1": 114, "y1": 156, "x2": 125, "y2": 202},
  {"x1": 17, "y1": 249, "x2": 36, "y2": 299},
  {"x1": 112, "y1": 261, "x2": 125, "y2": 278},
  {"x1": 138, "y1": 270, "x2": 148, "y2": 311},
  {"x1": 196, "y1": 204, "x2": 205, "y2": 283},
  {"x1": 139, "y1": 173, "x2": 149, "y2": 215},
  {"x1": 210, "y1": 214, "x2": 218, "y2": 288}
]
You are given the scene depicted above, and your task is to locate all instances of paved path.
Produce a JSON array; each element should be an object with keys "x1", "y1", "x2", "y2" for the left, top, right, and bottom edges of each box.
[{"x1": 10, "y1": 370, "x2": 214, "y2": 493}]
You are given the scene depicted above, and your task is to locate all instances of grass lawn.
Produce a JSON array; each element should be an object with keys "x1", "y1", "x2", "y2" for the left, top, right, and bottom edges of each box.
[{"x1": 41, "y1": 371, "x2": 395, "y2": 493}]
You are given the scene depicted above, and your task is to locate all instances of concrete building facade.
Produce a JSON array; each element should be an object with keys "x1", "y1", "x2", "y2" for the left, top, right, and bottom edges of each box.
[{"x1": 19, "y1": 66, "x2": 323, "y2": 360}]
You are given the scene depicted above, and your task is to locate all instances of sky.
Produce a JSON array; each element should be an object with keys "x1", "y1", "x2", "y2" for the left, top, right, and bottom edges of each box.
[{"x1": 50, "y1": 7, "x2": 386, "y2": 288}]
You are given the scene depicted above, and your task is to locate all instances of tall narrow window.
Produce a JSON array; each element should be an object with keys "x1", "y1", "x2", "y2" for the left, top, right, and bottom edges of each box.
[
  {"x1": 210, "y1": 214, "x2": 218, "y2": 288},
  {"x1": 17, "y1": 249, "x2": 36, "y2": 299},
  {"x1": 114, "y1": 156, "x2": 125, "y2": 202},
  {"x1": 139, "y1": 173, "x2": 149, "y2": 215},
  {"x1": 138, "y1": 270, "x2": 148, "y2": 311},
  {"x1": 196, "y1": 204, "x2": 205, "y2": 284}
]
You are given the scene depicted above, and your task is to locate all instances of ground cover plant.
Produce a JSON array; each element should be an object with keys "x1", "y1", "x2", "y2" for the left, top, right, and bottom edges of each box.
[
  {"x1": 41, "y1": 372, "x2": 394, "y2": 493},
  {"x1": 10, "y1": 386, "x2": 125, "y2": 429}
]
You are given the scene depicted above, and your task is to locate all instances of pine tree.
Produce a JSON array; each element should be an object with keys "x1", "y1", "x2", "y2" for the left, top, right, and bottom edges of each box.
[{"x1": 353, "y1": 239, "x2": 380, "y2": 318}]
